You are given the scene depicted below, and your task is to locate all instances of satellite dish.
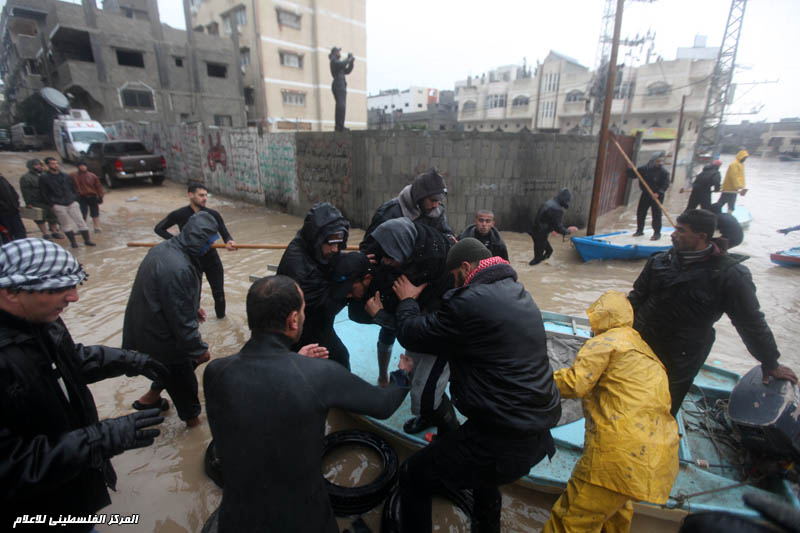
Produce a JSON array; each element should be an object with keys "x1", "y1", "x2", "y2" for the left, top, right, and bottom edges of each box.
[{"x1": 40, "y1": 87, "x2": 70, "y2": 113}]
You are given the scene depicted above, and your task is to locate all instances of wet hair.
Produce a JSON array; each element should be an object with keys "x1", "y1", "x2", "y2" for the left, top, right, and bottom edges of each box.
[
  {"x1": 476, "y1": 209, "x2": 494, "y2": 218},
  {"x1": 43, "y1": 157, "x2": 57, "y2": 164},
  {"x1": 247, "y1": 275, "x2": 302, "y2": 333},
  {"x1": 187, "y1": 182, "x2": 208, "y2": 194},
  {"x1": 677, "y1": 209, "x2": 716, "y2": 242}
]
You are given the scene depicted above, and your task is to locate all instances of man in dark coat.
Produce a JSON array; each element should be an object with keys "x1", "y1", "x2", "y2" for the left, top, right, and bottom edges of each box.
[
  {"x1": 155, "y1": 183, "x2": 236, "y2": 319},
  {"x1": 39, "y1": 157, "x2": 94, "y2": 248},
  {"x1": 683, "y1": 160, "x2": 722, "y2": 212},
  {"x1": 277, "y1": 202, "x2": 352, "y2": 368},
  {"x1": 0, "y1": 173, "x2": 25, "y2": 242},
  {"x1": 628, "y1": 152, "x2": 671, "y2": 240},
  {"x1": 19, "y1": 159, "x2": 62, "y2": 239},
  {"x1": 359, "y1": 168, "x2": 454, "y2": 387},
  {"x1": 393, "y1": 238, "x2": 560, "y2": 533},
  {"x1": 329, "y1": 47, "x2": 355, "y2": 131},
  {"x1": 529, "y1": 188, "x2": 578, "y2": 265},
  {"x1": 358, "y1": 218, "x2": 457, "y2": 435},
  {"x1": 458, "y1": 209, "x2": 509, "y2": 260},
  {"x1": 203, "y1": 275, "x2": 410, "y2": 533},
  {"x1": 124, "y1": 211, "x2": 219, "y2": 427},
  {"x1": 629, "y1": 209, "x2": 797, "y2": 415},
  {"x1": 0, "y1": 238, "x2": 167, "y2": 532}
]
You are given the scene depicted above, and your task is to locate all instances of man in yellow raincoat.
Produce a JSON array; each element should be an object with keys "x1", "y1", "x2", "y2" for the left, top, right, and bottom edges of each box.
[
  {"x1": 715, "y1": 150, "x2": 748, "y2": 213},
  {"x1": 543, "y1": 290, "x2": 679, "y2": 533}
]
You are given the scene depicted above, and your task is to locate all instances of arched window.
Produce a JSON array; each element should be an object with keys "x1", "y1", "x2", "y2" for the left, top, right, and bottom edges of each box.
[
  {"x1": 512, "y1": 95, "x2": 530, "y2": 108},
  {"x1": 647, "y1": 82, "x2": 670, "y2": 96}
]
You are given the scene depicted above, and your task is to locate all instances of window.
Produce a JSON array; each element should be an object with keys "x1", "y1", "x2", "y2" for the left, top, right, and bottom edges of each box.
[
  {"x1": 116, "y1": 49, "x2": 145, "y2": 68},
  {"x1": 214, "y1": 115, "x2": 233, "y2": 127},
  {"x1": 566, "y1": 90, "x2": 584, "y2": 103},
  {"x1": 72, "y1": 131, "x2": 108, "y2": 143},
  {"x1": 27, "y1": 59, "x2": 41, "y2": 75},
  {"x1": 487, "y1": 94, "x2": 507, "y2": 109},
  {"x1": 207, "y1": 22, "x2": 219, "y2": 36},
  {"x1": 121, "y1": 89, "x2": 154, "y2": 110},
  {"x1": 180, "y1": 113, "x2": 190, "y2": 122},
  {"x1": 244, "y1": 87, "x2": 255, "y2": 105},
  {"x1": 207, "y1": 62, "x2": 227, "y2": 78},
  {"x1": 193, "y1": 25, "x2": 205, "y2": 33},
  {"x1": 646, "y1": 82, "x2": 670, "y2": 97},
  {"x1": 417, "y1": 103, "x2": 422, "y2": 108},
  {"x1": 279, "y1": 51, "x2": 303, "y2": 68},
  {"x1": 223, "y1": 6, "x2": 246, "y2": 33},
  {"x1": 666, "y1": 118, "x2": 673, "y2": 124},
  {"x1": 240, "y1": 48, "x2": 251, "y2": 67},
  {"x1": 174, "y1": 57, "x2": 184, "y2": 67},
  {"x1": 282, "y1": 91, "x2": 305, "y2": 106},
  {"x1": 276, "y1": 9, "x2": 301, "y2": 29},
  {"x1": 462, "y1": 101, "x2": 476, "y2": 113},
  {"x1": 512, "y1": 95, "x2": 529, "y2": 108}
]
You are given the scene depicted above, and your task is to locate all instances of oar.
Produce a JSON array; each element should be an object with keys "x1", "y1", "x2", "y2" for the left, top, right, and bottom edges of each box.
[
  {"x1": 611, "y1": 137, "x2": 676, "y2": 227},
  {"x1": 126, "y1": 242, "x2": 360, "y2": 250}
]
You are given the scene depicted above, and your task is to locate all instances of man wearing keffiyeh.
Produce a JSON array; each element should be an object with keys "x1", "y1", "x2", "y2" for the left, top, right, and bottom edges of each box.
[{"x1": 0, "y1": 238, "x2": 168, "y2": 532}]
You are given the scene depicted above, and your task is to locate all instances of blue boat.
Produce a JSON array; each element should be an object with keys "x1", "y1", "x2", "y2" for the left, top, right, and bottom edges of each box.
[
  {"x1": 730, "y1": 205, "x2": 752, "y2": 228},
  {"x1": 771, "y1": 247, "x2": 800, "y2": 267},
  {"x1": 571, "y1": 228, "x2": 673, "y2": 262},
  {"x1": 336, "y1": 310, "x2": 800, "y2": 525}
]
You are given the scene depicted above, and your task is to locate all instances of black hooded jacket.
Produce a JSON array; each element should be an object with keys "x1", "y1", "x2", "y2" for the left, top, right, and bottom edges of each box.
[
  {"x1": 457, "y1": 225, "x2": 509, "y2": 260},
  {"x1": 395, "y1": 262, "x2": 561, "y2": 434},
  {"x1": 628, "y1": 162, "x2": 670, "y2": 196},
  {"x1": 0, "y1": 175, "x2": 20, "y2": 215},
  {"x1": 39, "y1": 170, "x2": 78, "y2": 207},
  {"x1": 532, "y1": 188, "x2": 572, "y2": 235},
  {"x1": 122, "y1": 211, "x2": 218, "y2": 362},
  {"x1": 0, "y1": 308, "x2": 160, "y2": 532}
]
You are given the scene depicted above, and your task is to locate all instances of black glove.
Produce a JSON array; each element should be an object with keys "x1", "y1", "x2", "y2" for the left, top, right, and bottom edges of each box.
[
  {"x1": 88, "y1": 408, "x2": 164, "y2": 460},
  {"x1": 120, "y1": 351, "x2": 170, "y2": 382}
]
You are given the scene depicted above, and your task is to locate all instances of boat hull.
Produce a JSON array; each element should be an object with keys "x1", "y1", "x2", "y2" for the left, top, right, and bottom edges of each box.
[{"x1": 771, "y1": 247, "x2": 800, "y2": 267}]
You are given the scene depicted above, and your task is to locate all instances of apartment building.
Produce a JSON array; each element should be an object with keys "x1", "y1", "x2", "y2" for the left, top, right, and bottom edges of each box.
[
  {"x1": 0, "y1": 0, "x2": 245, "y2": 127},
  {"x1": 191, "y1": 0, "x2": 366, "y2": 131}
]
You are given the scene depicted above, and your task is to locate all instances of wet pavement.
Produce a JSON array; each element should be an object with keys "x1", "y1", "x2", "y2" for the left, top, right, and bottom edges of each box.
[{"x1": 2, "y1": 151, "x2": 797, "y2": 532}]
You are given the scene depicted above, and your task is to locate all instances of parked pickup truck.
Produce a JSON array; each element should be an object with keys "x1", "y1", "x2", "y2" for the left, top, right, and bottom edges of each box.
[{"x1": 83, "y1": 139, "x2": 166, "y2": 188}]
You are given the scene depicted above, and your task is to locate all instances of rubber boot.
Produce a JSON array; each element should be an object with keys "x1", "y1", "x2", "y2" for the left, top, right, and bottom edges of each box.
[
  {"x1": 65, "y1": 231, "x2": 78, "y2": 248},
  {"x1": 80, "y1": 230, "x2": 96, "y2": 246},
  {"x1": 214, "y1": 296, "x2": 226, "y2": 319},
  {"x1": 432, "y1": 394, "x2": 460, "y2": 435},
  {"x1": 377, "y1": 343, "x2": 392, "y2": 386}
]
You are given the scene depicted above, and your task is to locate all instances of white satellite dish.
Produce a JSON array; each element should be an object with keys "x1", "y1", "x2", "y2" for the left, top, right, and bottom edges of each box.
[{"x1": 40, "y1": 87, "x2": 70, "y2": 113}]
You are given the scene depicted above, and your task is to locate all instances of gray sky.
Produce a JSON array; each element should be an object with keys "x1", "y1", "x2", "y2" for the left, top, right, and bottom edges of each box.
[{"x1": 5, "y1": 0, "x2": 797, "y2": 123}]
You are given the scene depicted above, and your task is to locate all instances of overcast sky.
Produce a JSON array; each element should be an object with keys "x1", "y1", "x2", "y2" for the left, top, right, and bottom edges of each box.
[{"x1": 5, "y1": 0, "x2": 797, "y2": 123}]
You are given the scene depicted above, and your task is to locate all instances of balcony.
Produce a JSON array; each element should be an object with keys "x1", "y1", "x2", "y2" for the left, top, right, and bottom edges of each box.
[{"x1": 52, "y1": 59, "x2": 99, "y2": 89}]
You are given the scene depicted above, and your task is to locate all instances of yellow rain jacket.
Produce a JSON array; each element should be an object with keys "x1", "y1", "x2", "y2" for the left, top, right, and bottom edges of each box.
[
  {"x1": 553, "y1": 291, "x2": 679, "y2": 503},
  {"x1": 721, "y1": 150, "x2": 748, "y2": 192}
]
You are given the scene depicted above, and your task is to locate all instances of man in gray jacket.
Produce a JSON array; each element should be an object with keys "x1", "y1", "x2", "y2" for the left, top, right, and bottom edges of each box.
[{"x1": 123, "y1": 211, "x2": 219, "y2": 427}]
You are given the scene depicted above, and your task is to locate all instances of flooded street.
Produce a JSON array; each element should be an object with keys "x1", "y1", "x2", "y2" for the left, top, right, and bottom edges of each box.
[{"x1": 2, "y1": 151, "x2": 798, "y2": 532}]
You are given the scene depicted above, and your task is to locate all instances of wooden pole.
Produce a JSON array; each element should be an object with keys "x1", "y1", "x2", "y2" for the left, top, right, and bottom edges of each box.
[
  {"x1": 611, "y1": 137, "x2": 676, "y2": 227},
  {"x1": 127, "y1": 242, "x2": 360, "y2": 250},
  {"x1": 587, "y1": 0, "x2": 625, "y2": 236},
  {"x1": 671, "y1": 94, "x2": 687, "y2": 184}
]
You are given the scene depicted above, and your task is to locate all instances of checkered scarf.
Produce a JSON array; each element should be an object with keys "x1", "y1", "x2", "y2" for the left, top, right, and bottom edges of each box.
[
  {"x1": 463, "y1": 256, "x2": 514, "y2": 286},
  {"x1": 0, "y1": 238, "x2": 87, "y2": 291}
]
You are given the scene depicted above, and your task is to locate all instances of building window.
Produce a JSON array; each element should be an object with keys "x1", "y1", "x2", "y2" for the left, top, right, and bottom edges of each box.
[
  {"x1": 174, "y1": 57, "x2": 184, "y2": 67},
  {"x1": 222, "y1": 6, "x2": 246, "y2": 33},
  {"x1": 244, "y1": 87, "x2": 255, "y2": 105},
  {"x1": 27, "y1": 59, "x2": 41, "y2": 75},
  {"x1": 193, "y1": 25, "x2": 205, "y2": 33},
  {"x1": 646, "y1": 82, "x2": 670, "y2": 96},
  {"x1": 116, "y1": 49, "x2": 145, "y2": 68},
  {"x1": 282, "y1": 90, "x2": 305, "y2": 106},
  {"x1": 666, "y1": 118, "x2": 673, "y2": 124},
  {"x1": 121, "y1": 88, "x2": 154, "y2": 110},
  {"x1": 240, "y1": 48, "x2": 251, "y2": 67},
  {"x1": 214, "y1": 115, "x2": 233, "y2": 127},
  {"x1": 417, "y1": 103, "x2": 422, "y2": 108},
  {"x1": 207, "y1": 22, "x2": 219, "y2": 36},
  {"x1": 404, "y1": 103, "x2": 409, "y2": 107},
  {"x1": 279, "y1": 51, "x2": 303, "y2": 68},
  {"x1": 462, "y1": 101, "x2": 476, "y2": 114},
  {"x1": 180, "y1": 113, "x2": 190, "y2": 121},
  {"x1": 512, "y1": 95, "x2": 529, "y2": 108},
  {"x1": 487, "y1": 94, "x2": 507, "y2": 109},
  {"x1": 207, "y1": 62, "x2": 227, "y2": 78},
  {"x1": 566, "y1": 90, "x2": 584, "y2": 103},
  {"x1": 276, "y1": 9, "x2": 301, "y2": 29}
]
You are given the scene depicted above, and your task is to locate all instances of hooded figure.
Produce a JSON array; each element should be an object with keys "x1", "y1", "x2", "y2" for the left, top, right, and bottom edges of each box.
[
  {"x1": 628, "y1": 152, "x2": 670, "y2": 239},
  {"x1": 529, "y1": 188, "x2": 577, "y2": 265},
  {"x1": 277, "y1": 202, "x2": 352, "y2": 367},
  {"x1": 715, "y1": 150, "x2": 749, "y2": 213},
  {"x1": 329, "y1": 47, "x2": 355, "y2": 131},
  {"x1": 123, "y1": 211, "x2": 219, "y2": 424},
  {"x1": 543, "y1": 290, "x2": 679, "y2": 533},
  {"x1": 685, "y1": 160, "x2": 722, "y2": 211}
]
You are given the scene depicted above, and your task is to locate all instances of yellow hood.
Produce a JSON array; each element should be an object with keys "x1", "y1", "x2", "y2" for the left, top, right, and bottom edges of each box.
[
  {"x1": 586, "y1": 290, "x2": 633, "y2": 334},
  {"x1": 736, "y1": 149, "x2": 749, "y2": 162}
]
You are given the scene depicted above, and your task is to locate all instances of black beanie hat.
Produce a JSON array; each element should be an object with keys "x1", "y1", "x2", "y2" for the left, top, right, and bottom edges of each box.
[
  {"x1": 410, "y1": 168, "x2": 447, "y2": 205},
  {"x1": 446, "y1": 238, "x2": 491, "y2": 270}
]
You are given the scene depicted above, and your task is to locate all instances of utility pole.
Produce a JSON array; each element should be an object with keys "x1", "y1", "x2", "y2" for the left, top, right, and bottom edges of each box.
[
  {"x1": 587, "y1": 0, "x2": 625, "y2": 236},
  {"x1": 671, "y1": 94, "x2": 687, "y2": 183}
]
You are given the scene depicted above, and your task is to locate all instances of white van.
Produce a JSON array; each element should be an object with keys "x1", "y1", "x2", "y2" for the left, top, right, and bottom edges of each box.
[
  {"x1": 11, "y1": 123, "x2": 43, "y2": 150},
  {"x1": 53, "y1": 110, "x2": 109, "y2": 162}
]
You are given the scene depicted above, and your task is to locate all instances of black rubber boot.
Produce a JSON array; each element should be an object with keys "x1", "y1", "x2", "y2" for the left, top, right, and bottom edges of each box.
[
  {"x1": 214, "y1": 297, "x2": 226, "y2": 319},
  {"x1": 80, "y1": 230, "x2": 96, "y2": 246},
  {"x1": 403, "y1": 414, "x2": 435, "y2": 434},
  {"x1": 65, "y1": 231, "x2": 78, "y2": 248},
  {"x1": 433, "y1": 394, "x2": 460, "y2": 435}
]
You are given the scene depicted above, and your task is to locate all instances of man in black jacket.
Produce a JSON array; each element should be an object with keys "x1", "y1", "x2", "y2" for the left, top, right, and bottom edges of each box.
[
  {"x1": 329, "y1": 47, "x2": 355, "y2": 132},
  {"x1": 682, "y1": 160, "x2": 722, "y2": 211},
  {"x1": 529, "y1": 188, "x2": 578, "y2": 265},
  {"x1": 277, "y1": 202, "x2": 352, "y2": 368},
  {"x1": 155, "y1": 183, "x2": 236, "y2": 319},
  {"x1": 628, "y1": 152, "x2": 671, "y2": 240},
  {"x1": 39, "y1": 157, "x2": 94, "y2": 248},
  {"x1": 393, "y1": 238, "x2": 560, "y2": 533},
  {"x1": 203, "y1": 275, "x2": 410, "y2": 533},
  {"x1": 0, "y1": 173, "x2": 25, "y2": 242},
  {"x1": 124, "y1": 211, "x2": 219, "y2": 427},
  {"x1": 629, "y1": 209, "x2": 797, "y2": 415},
  {"x1": 0, "y1": 238, "x2": 167, "y2": 532},
  {"x1": 458, "y1": 209, "x2": 508, "y2": 260}
]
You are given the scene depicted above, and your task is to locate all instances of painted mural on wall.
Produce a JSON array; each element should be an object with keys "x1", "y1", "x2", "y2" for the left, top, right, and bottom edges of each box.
[
  {"x1": 258, "y1": 133, "x2": 297, "y2": 207},
  {"x1": 228, "y1": 129, "x2": 260, "y2": 193}
]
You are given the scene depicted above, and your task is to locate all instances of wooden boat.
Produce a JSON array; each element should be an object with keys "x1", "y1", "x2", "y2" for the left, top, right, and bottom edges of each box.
[
  {"x1": 571, "y1": 228, "x2": 673, "y2": 262},
  {"x1": 337, "y1": 310, "x2": 800, "y2": 524},
  {"x1": 770, "y1": 247, "x2": 800, "y2": 267}
]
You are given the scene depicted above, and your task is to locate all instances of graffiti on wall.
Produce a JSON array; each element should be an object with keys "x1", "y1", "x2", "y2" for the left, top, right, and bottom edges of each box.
[
  {"x1": 207, "y1": 131, "x2": 228, "y2": 172},
  {"x1": 294, "y1": 138, "x2": 351, "y2": 208},
  {"x1": 258, "y1": 133, "x2": 297, "y2": 206},
  {"x1": 228, "y1": 129, "x2": 260, "y2": 193}
]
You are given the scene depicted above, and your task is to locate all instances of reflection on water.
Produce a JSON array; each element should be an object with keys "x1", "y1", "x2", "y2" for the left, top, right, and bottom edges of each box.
[
  {"x1": 322, "y1": 445, "x2": 382, "y2": 487},
  {"x1": 3, "y1": 151, "x2": 796, "y2": 533}
]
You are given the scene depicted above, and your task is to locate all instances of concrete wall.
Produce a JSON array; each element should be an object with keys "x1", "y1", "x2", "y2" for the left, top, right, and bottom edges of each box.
[{"x1": 103, "y1": 122, "x2": 602, "y2": 232}]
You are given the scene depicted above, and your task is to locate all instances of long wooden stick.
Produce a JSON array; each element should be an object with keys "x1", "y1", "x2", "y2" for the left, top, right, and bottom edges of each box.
[
  {"x1": 126, "y1": 242, "x2": 359, "y2": 250},
  {"x1": 611, "y1": 137, "x2": 676, "y2": 227}
]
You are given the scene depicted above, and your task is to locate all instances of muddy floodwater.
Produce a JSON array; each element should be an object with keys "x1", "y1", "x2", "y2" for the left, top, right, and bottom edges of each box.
[{"x1": 3, "y1": 151, "x2": 798, "y2": 532}]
